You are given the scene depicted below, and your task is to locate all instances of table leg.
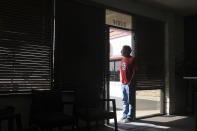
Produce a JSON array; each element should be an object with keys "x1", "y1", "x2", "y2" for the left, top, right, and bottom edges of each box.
[{"x1": 8, "y1": 118, "x2": 14, "y2": 131}]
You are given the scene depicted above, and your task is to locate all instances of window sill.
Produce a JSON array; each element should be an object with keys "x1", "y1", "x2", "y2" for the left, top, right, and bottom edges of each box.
[{"x1": 0, "y1": 89, "x2": 76, "y2": 96}]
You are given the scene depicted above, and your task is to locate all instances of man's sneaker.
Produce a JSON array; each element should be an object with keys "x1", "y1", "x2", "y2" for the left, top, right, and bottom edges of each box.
[
  {"x1": 123, "y1": 118, "x2": 132, "y2": 123},
  {"x1": 120, "y1": 117, "x2": 126, "y2": 122}
]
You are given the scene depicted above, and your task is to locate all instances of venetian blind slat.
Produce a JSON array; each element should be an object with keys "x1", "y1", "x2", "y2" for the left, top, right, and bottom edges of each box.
[{"x1": 0, "y1": 0, "x2": 53, "y2": 92}]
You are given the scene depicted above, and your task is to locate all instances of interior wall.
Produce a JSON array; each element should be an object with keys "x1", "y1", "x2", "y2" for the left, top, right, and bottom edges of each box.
[
  {"x1": 0, "y1": 2, "x2": 187, "y2": 131},
  {"x1": 54, "y1": 0, "x2": 105, "y2": 91}
]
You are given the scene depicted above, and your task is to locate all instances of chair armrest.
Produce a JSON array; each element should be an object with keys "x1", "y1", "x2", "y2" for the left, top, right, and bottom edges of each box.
[
  {"x1": 62, "y1": 101, "x2": 75, "y2": 116},
  {"x1": 101, "y1": 99, "x2": 116, "y2": 113}
]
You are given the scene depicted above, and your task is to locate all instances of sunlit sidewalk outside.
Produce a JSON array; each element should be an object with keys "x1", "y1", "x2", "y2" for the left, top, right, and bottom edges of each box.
[{"x1": 109, "y1": 81, "x2": 161, "y2": 121}]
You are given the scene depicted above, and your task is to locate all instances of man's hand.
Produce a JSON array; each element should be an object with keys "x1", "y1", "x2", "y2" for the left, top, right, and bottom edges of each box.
[{"x1": 129, "y1": 75, "x2": 136, "y2": 86}]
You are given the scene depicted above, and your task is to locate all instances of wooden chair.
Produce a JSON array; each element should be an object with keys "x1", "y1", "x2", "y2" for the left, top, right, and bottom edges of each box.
[
  {"x1": 30, "y1": 89, "x2": 76, "y2": 131},
  {"x1": 75, "y1": 88, "x2": 118, "y2": 131},
  {"x1": 0, "y1": 105, "x2": 22, "y2": 131}
]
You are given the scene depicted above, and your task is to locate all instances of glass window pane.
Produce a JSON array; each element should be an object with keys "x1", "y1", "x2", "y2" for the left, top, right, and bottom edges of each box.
[{"x1": 136, "y1": 89, "x2": 161, "y2": 118}]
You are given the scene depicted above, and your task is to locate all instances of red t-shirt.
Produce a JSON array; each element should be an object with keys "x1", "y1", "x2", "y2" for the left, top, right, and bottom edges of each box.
[{"x1": 120, "y1": 56, "x2": 137, "y2": 85}]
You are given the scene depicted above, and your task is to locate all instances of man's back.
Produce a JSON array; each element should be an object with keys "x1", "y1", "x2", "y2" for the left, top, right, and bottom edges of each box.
[{"x1": 120, "y1": 56, "x2": 137, "y2": 85}]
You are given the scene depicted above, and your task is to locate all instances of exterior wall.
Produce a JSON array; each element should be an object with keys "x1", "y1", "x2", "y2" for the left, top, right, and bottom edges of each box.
[{"x1": 89, "y1": 0, "x2": 185, "y2": 114}]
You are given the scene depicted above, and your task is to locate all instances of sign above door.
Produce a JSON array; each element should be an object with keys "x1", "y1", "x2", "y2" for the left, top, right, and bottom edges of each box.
[{"x1": 106, "y1": 9, "x2": 132, "y2": 29}]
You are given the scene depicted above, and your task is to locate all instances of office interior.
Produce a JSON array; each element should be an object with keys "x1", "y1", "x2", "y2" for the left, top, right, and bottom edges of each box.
[{"x1": 0, "y1": 0, "x2": 197, "y2": 130}]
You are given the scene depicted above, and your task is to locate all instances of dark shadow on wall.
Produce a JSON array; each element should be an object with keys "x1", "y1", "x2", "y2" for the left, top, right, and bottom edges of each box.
[
  {"x1": 184, "y1": 14, "x2": 197, "y2": 74},
  {"x1": 54, "y1": 1, "x2": 105, "y2": 92}
]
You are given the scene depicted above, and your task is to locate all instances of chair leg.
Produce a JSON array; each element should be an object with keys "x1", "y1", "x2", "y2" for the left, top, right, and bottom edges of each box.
[
  {"x1": 75, "y1": 117, "x2": 79, "y2": 130},
  {"x1": 96, "y1": 120, "x2": 98, "y2": 129},
  {"x1": 114, "y1": 117, "x2": 118, "y2": 131},
  {"x1": 72, "y1": 121, "x2": 75, "y2": 131},
  {"x1": 8, "y1": 118, "x2": 14, "y2": 131},
  {"x1": 87, "y1": 120, "x2": 90, "y2": 131}
]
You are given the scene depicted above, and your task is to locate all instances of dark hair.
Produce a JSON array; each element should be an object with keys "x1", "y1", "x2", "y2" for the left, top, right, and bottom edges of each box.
[{"x1": 121, "y1": 45, "x2": 132, "y2": 57}]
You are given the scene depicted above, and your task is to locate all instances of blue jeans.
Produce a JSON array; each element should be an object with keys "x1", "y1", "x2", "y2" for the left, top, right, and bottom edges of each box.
[{"x1": 121, "y1": 84, "x2": 132, "y2": 119}]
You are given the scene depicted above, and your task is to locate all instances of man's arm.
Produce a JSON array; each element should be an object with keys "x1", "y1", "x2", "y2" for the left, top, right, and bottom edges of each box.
[
  {"x1": 129, "y1": 58, "x2": 138, "y2": 86},
  {"x1": 128, "y1": 71, "x2": 135, "y2": 86},
  {"x1": 131, "y1": 71, "x2": 135, "y2": 81}
]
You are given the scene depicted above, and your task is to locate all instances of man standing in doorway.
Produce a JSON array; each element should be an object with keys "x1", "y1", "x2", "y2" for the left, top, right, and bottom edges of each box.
[{"x1": 120, "y1": 45, "x2": 137, "y2": 123}]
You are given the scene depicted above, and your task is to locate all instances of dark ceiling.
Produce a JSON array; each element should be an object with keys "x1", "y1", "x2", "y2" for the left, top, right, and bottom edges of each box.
[{"x1": 135, "y1": 0, "x2": 197, "y2": 16}]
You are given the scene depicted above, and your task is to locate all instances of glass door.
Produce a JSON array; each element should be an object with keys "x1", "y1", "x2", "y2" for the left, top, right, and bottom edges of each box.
[{"x1": 135, "y1": 16, "x2": 165, "y2": 118}]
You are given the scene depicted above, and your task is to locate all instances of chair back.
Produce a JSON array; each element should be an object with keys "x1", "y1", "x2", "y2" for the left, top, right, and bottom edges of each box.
[
  {"x1": 75, "y1": 87, "x2": 100, "y2": 109},
  {"x1": 31, "y1": 89, "x2": 63, "y2": 114}
]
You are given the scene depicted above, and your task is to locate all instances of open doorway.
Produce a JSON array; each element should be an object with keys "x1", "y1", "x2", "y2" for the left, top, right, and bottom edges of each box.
[
  {"x1": 105, "y1": 9, "x2": 134, "y2": 122},
  {"x1": 109, "y1": 27, "x2": 133, "y2": 121}
]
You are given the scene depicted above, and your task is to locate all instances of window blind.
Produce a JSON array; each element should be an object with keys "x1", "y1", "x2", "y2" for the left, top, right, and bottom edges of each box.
[
  {"x1": 0, "y1": 0, "x2": 53, "y2": 92},
  {"x1": 135, "y1": 16, "x2": 165, "y2": 90}
]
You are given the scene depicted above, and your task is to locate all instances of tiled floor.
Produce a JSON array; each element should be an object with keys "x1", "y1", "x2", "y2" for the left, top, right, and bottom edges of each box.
[
  {"x1": 80, "y1": 115, "x2": 195, "y2": 131},
  {"x1": 133, "y1": 115, "x2": 195, "y2": 131}
]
